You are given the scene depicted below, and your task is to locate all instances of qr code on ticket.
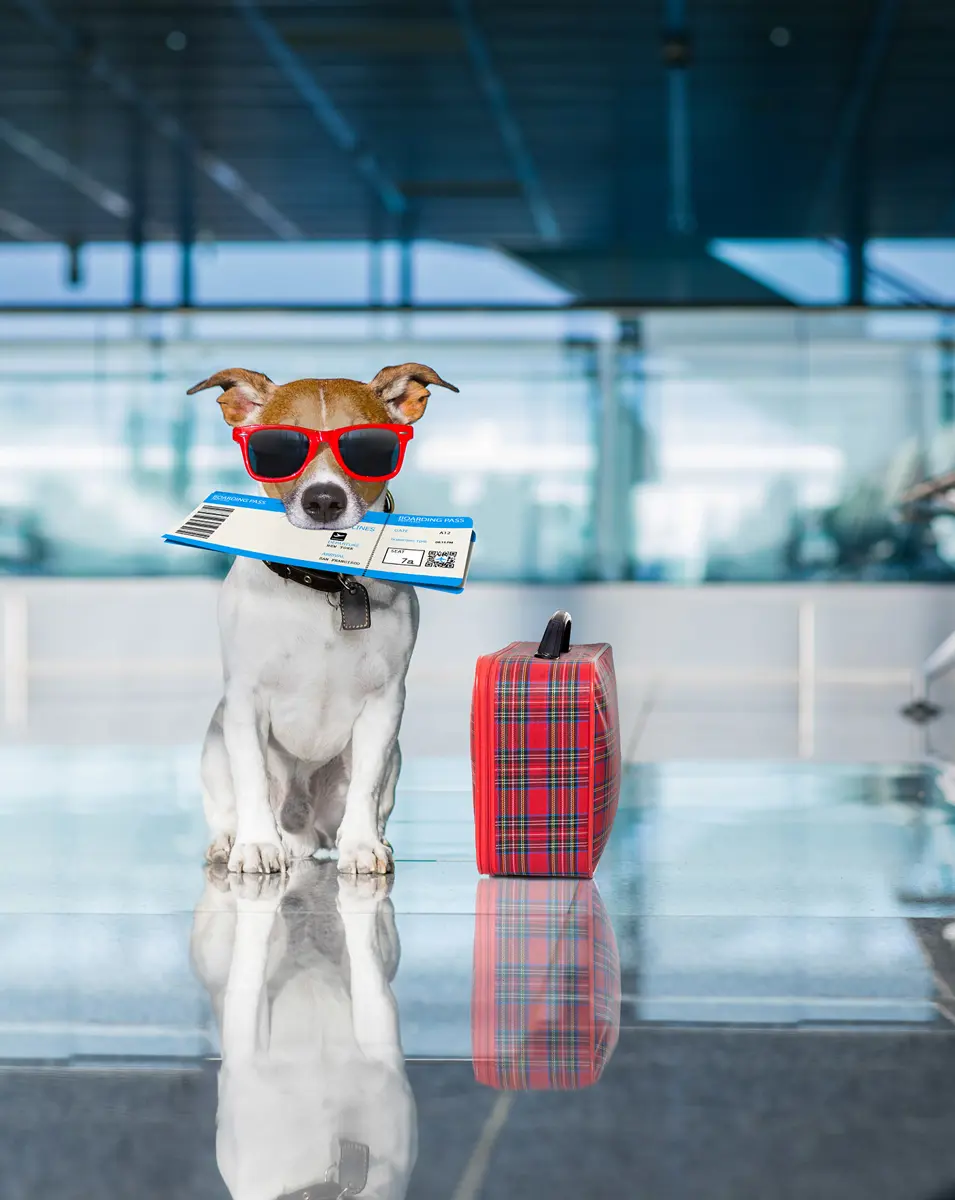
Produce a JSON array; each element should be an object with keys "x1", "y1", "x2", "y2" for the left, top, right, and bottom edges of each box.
[{"x1": 425, "y1": 550, "x2": 457, "y2": 570}]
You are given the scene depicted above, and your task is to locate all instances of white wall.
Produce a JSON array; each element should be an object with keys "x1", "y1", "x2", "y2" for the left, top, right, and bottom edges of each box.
[{"x1": 0, "y1": 579, "x2": 951, "y2": 760}]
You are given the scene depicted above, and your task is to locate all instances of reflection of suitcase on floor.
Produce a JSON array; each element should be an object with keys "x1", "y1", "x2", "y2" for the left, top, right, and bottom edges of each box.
[
  {"x1": 471, "y1": 611, "x2": 621, "y2": 878},
  {"x1": 471, "y1": 878, "x2": 621, "y2": 1090}
]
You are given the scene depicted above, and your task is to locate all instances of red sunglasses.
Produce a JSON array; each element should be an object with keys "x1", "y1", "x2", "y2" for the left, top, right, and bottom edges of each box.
[{"x1": 233, "y1": 423, "x2": 414, "y2": 483}]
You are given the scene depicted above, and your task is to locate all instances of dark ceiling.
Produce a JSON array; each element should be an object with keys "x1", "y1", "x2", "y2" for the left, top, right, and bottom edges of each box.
[{"x1": 0, "y1": 0, "x2": 953, "y2": 299}]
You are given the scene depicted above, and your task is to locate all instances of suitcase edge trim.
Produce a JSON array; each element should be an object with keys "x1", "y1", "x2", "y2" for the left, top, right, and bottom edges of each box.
[
  {"x1": 587, "y1": 656, "x2": 597, "y2": 876},
  {"x1": 586, "y1": 642, "x2": 617, "y2": 875},
  {"x1": 472, "y1": 652, "x2": 499, "y2": 875}
]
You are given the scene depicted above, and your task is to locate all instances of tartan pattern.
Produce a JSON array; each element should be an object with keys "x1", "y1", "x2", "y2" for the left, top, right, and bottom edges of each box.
[
  {"x1": 495, "y1": 652, "x2": 590, "y2": 875},
  {"x1": 471, "y1": 877, "x2": 621, "y2": 1090},
  {"x1": 472, "y1": 640, "x2": 620, "y2": 877}
]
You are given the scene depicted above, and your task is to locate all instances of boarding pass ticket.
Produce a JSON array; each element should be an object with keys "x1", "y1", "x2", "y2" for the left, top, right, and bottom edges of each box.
[{"x1": 163, "y1": 491, "x2": 475, "y2": 592}]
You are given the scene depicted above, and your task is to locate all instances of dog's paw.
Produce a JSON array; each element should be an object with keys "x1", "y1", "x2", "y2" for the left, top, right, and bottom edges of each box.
[
  {"x1": 203, "y1": 861, "x2": 233, "y2": 893},
  {"x1": 206, "y1": 832, "x2": 235, "y2": 865},
  {"x1": 337, "y1": 838, "x2": 394, "y2": 876},
  {"x1": 228, "y1": 841, "x2": 288, "y2": 875},
  {"x1": 228, "y1": 871, "x2": 287, "y2": 906},
  {"x1": 337, "y1": 871, "x2": 393, "y2": 913}
]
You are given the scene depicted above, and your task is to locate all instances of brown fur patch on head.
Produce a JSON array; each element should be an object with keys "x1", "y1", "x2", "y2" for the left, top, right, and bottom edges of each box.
[
  {"x1": 257, "y1": 377, "x2": 386, "y2": 429},
  {"x1": 255, "y1": 378, "x2": 392, "y2": 505},
  {"x1": 188, "y1": 366, "x2": 457, "y2": 512}
]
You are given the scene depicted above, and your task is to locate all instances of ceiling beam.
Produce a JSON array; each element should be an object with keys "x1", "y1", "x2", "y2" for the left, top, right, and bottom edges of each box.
[
  {"x1": 807, "y1": 0, "x2": 901, "y2": 234},
  {"x1": 0, "y1": 207, "x2": 52, "y2": 241},
  {"x1": 450, "y1": 0, "x2": 560, "y2": 243},
  {"x1": 0, "y1": 117, "x2": 173, "y2": 240},
  {"x1": 12, "y1": 0, "x2": 303, "y2": 240},
  {"x1": 234, "y1": 0, "x2": 407, "y2": 217},
  {"x1": 0, "y1": 116, "x2": 130, "y2": 220}
]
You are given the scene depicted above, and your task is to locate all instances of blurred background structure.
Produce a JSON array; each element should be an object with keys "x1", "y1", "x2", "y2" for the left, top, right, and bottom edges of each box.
[{"x1": 0, "y1": 0, "x2": 955, "y2": 583}]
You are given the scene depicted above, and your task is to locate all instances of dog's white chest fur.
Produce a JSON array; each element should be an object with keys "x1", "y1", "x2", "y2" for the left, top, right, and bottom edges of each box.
[
  {"x1": 220, "y1": 559, "x2": 416, "y2": 762},
  {"x1": 201, "y1": 556, "x2": 418, "y2": 875}
]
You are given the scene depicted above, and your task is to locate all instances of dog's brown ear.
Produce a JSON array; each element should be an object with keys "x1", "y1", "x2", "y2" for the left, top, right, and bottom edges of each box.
[
  {"x1": 368, "y1": 363, "x2": 459, "y2": 424},
  {"x1": 186, "y1": 368, "x2": 275, "y2": 426}
]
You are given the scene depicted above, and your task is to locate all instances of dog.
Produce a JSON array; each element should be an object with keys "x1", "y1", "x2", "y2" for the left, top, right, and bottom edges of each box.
[
  {"x1": 190, "y1": 861, "x2": 416, "y2": 1200},
  {"x1": 190, "y1": 363, "x2": 458, "y2": 875}
]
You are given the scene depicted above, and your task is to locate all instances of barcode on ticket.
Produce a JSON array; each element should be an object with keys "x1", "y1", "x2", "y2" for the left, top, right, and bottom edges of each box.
[{"x1": 174, "y1": 504, "x2": 234, "y2": 540}]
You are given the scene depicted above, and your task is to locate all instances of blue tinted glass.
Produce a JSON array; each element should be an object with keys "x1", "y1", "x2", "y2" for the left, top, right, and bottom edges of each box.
[
  {"x1": 338, "y1": 428, "x2": 400, "y2": 476},
  {"x1": 247, "y1": 428, "x2": 310, "y2": 478}
]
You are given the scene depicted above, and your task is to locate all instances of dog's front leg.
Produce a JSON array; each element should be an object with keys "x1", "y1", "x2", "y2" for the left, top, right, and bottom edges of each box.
[
  {"x1": 337, "y1": 684, "x2": 404, "y2": 874},
  {"x1": 223, "y1": 692, "x2": 287, "y2": 874}
]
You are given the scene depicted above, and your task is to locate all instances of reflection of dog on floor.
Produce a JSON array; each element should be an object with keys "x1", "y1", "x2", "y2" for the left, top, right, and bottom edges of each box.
[{"x1": 190, "y1": 860, "x2": 416, "y2": 1200}]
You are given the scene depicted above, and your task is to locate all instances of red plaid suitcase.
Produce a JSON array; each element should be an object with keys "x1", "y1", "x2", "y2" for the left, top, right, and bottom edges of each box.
[
  {"x1": 471, "y1": 611, "x2": 621, "y2": 878},
  {"x1": 471, "y1": 877, "x2": 621, "y2": 1090}
]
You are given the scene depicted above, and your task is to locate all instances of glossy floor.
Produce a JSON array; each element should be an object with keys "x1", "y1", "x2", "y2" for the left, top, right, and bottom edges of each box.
[{"x1": 4, "y1": 737, "x2": 955, "y2": 1199}]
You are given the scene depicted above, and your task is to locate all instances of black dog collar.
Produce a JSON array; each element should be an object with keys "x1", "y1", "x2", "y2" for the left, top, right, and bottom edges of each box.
[
  {"x1": 262, "y1": 561, "x2": 371, "y2": 630},
  {"x1": 262, "y1": 491, "x2": 394, "y2": 631}
]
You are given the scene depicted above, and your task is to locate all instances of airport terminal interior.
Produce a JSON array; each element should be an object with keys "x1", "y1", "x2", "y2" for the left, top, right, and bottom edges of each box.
[{"x1": 3, "y1": 1, "x2": 955, "y2": 1197}]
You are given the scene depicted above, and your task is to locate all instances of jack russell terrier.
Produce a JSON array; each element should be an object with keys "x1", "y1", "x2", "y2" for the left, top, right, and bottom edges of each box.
[
  {"x1": 190, "y1": 363, "x2": 458, "y2": 875},
  {"x1": 191, "y1": 861, "x2": 416, "y2": 1200}
]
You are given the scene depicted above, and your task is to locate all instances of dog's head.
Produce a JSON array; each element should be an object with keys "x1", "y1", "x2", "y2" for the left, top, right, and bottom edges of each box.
[{"x1": 188, "y1": 364, "x2": 458, "y2": 530}]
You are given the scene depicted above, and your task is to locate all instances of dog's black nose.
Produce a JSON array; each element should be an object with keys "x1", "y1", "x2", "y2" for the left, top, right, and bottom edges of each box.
[{"x1": 301, "y1": 482, "x2": 348, "y2": 523}]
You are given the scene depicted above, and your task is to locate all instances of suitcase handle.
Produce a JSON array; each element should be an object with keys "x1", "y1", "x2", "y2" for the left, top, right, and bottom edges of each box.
[{"x1": 535, "y1": 611, "x2": 572, "y2": 660}]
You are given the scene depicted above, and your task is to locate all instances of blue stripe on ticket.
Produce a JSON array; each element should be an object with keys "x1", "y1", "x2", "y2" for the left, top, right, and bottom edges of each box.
[
  {"x1": 202, "y1": 491, "x2": 472, "y2": 529},
  {"x1": 386, "y1": 514, "x2": 473, "y2": 528},
  {"x1": 204, "y1": 490, "x2": 282, "y2": 511}
]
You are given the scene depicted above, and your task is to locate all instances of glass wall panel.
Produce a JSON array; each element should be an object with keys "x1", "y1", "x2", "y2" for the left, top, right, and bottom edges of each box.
[
  {"x1": 0, "y1": 308, "x2": 951, "y2": 582},
  {"x1": 635, "y1": 311, "x2": 950, "y2": 582},
  {"x1": 0, "y1": 310, "x2": 606, "y2": 579}
]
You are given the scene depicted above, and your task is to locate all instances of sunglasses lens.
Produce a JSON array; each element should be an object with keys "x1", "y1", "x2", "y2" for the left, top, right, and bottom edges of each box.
[
  {"x1": 337, "y1": 427, "x2": 402, "y2": 478},
  {"x1": 246, "y1": 429, "x2": 310, "y2": 479}
]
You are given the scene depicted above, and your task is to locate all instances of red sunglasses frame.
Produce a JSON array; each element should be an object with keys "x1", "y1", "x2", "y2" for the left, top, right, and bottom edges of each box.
[{"x1": 232, "y1": 423, "x2": 414, "y2": 483}]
